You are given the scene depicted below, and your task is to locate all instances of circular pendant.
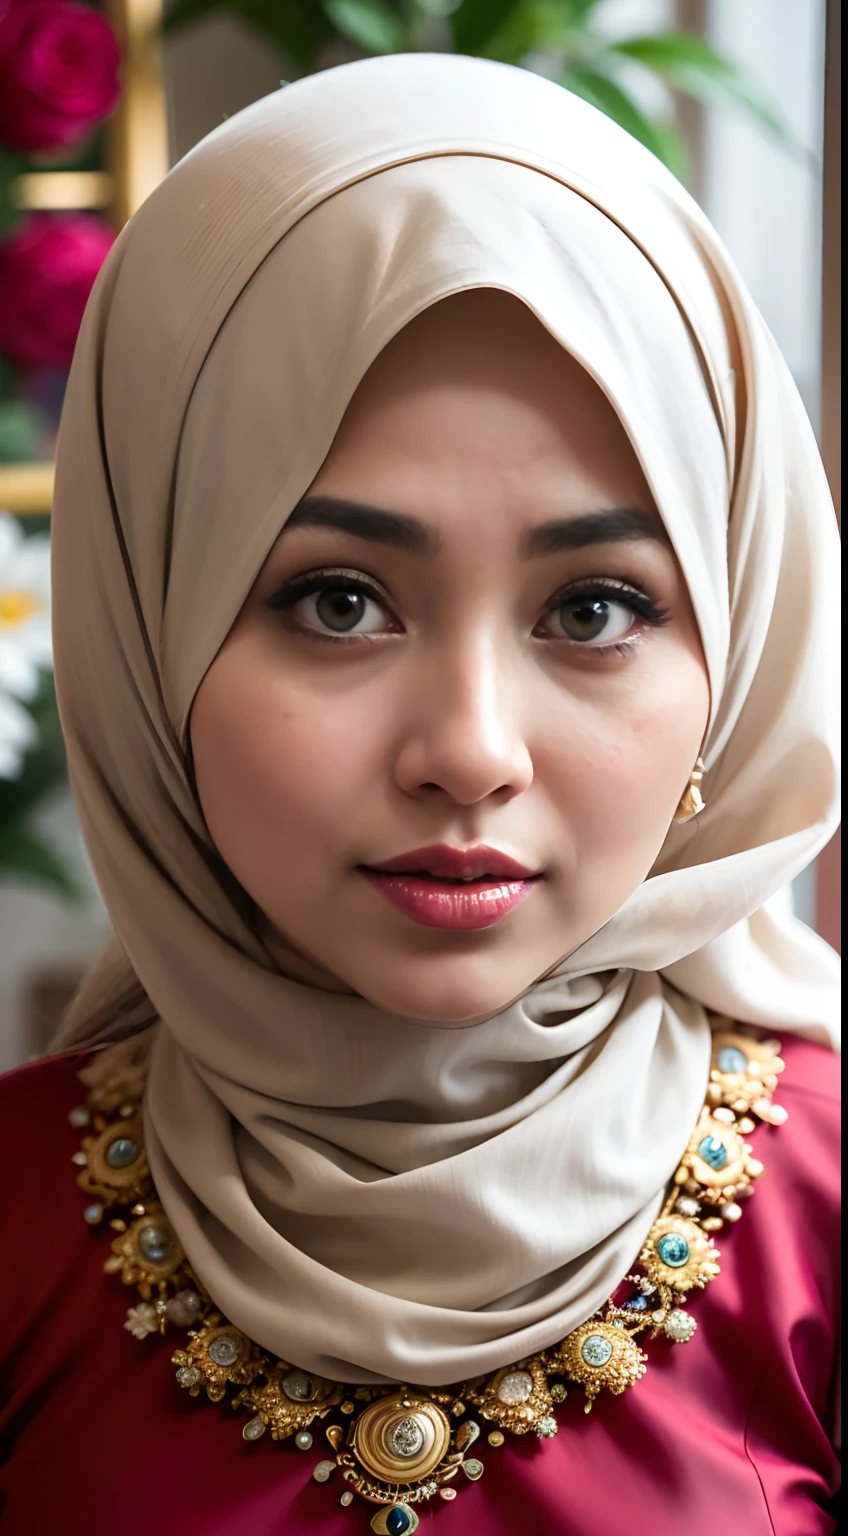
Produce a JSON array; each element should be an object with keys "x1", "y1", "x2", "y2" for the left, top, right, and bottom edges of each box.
[
  {"x1": 557, "y1": 1321, "x2": 648, "y2": 1409},
  {"x1": 640, "y1": 1215, "x2": 721, "y2": 1293},
  {"x1": 351, "y1": 1392, "x2": 451, "y2": 1484},
  {"x1": 83, "y1": 1116, "x2": 150, "y2": 1195},
  {"x1": 468, "y1": 1355, "x2": 555, "y2": 1434}
]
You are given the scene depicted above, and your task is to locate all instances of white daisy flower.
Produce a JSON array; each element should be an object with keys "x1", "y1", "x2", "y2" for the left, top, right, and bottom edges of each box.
[
  {"x1": 0, "y1": 511, "x2": 53, "y2": 702},
  {"x1": 0, "y1": 511, "x2": 52, "y2": 781},
  {"x1": 0, "y1": 688, "x2": 37, "y2": 780}
]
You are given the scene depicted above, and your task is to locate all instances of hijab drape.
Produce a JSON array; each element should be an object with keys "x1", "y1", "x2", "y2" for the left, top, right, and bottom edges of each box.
[{"x1": 52, "y1": 54, "x2": 840, "y2": 1385}]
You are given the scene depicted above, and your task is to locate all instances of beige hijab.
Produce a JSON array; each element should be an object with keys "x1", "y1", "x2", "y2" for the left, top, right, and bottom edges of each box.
[{"x1": 52, "y1": 55, "x2": 840, "y2": 1386}]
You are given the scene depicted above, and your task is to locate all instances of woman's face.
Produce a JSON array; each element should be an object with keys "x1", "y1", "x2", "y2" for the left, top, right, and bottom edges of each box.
[{"x1": 190, "y1": 291, "x2": 710, "y2": 1021}]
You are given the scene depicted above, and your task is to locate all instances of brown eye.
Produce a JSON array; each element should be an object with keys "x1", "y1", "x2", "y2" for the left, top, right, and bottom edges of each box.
[
  {"x1": 314, "y1": 589, "x2": 368, "y2": 632},
  {"x1": 543, "y1": 596, "x2": 635, "y2": 645},
  {"x1": 286, "y1": 580, "x2": 393, "y2": 636}
]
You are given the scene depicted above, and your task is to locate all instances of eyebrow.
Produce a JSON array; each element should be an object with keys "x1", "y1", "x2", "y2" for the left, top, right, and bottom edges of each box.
[
  {"x1": 522, "y1": 508, "x2": 670, "y2": 556},
  {"x1": 285, "y1": 496, "x2": 439, "y2": 555},
  {"x1": 284, "y1": 496, "x2": 668, "y2": 557}
]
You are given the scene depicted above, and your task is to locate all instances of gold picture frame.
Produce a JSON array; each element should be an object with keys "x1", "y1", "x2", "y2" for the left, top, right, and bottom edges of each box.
[{"x1": 0, "y1": 0, "x2": 169, "y2": 516}]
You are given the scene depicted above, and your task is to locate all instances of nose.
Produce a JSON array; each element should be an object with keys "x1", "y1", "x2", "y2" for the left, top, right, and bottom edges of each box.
[{"x1": 392, "y1": 635, "x2": 534, "y2": 806}]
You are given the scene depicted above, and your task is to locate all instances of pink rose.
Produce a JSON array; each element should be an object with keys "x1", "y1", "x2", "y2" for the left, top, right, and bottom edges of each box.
[
  {"x1": 0, "y1": 212, "x2": 115, "y2": 367},
  {"x1": 0, "y1": 0, "x2": 120, "y2": 152}
]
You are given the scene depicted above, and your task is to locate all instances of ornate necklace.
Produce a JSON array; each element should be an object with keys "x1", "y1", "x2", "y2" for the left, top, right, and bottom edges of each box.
[{"x1": 70, "y1": 1027, "x2": 786, "y2": 1533}]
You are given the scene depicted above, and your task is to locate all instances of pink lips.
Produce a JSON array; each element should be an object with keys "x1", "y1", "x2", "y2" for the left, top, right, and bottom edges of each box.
[{"x1": 360, "y1": 844, "x2": 540, "y2": 931}]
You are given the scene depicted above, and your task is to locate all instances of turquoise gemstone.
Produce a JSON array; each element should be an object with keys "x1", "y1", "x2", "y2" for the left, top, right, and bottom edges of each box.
[
  {"x1": 106, "y1": 1136, "x2": 140, "y2": 1169},
  {"x1": 698, "y1": 1134, "x2": 729, "y2": 1170},
  {"x1": 717, "y1": 1046, "x2": 748, "y2": 1075},
  {"x1": 387, "y1": 1509, "x2": 412, "y2": 1536},
  {"x1": 657, "y1": 1233, "x2": 691, "y2": 1268}
]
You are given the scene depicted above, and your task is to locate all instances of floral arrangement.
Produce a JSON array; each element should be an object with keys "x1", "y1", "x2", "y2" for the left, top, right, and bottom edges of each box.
[
  {"x1": 0, "y1": 510, "x2": 51, "y2": 779},
  {"x1": 165, "y1": 0, "x2": 792, "y2": 182},
  {"x1": 0, "y1": 0, "x2": 120, "y2": 150},
  {"x1": 0, "y1": 0, "x2": 121, "y2": 460},
  {"x1": 0, "y1": 508, "x2": 78, "y2": 891},
  {"x1": 0, "y1": 0, "x2": 121, "y2": 891}
]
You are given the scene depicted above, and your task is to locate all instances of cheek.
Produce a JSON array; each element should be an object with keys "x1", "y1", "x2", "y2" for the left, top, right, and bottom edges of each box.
[
  {"x1": 538, "y1": 648, "x2": 709, "y2": 870},
  {"x1": 190, "y1": 649, "x2": 381, "y2": 886}
]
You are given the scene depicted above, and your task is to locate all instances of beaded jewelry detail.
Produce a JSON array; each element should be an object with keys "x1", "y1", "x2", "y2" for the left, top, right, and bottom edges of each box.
[{"x1": 72, "y1": 1027, "x2": 785, "y2": 1532}]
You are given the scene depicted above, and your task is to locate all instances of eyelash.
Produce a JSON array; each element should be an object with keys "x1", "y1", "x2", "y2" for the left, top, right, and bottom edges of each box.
[
  {"x1": 266, "y1": 567, "x2": 671, "y2": 654},
  {"x1": 548, "y1": 579, "x2": 671, "y2": 655},
  {"x1": 266, "y1": 568, "x2": 399, "y2": 645}
]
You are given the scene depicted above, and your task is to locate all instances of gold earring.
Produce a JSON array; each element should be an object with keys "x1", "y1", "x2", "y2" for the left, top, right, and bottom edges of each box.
[{"x1": 674, "y1": 757, "x2": 706, "y2": 823}]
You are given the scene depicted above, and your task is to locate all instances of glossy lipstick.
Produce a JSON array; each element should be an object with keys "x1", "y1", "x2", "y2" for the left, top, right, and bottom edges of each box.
[{"x1": 360, "y1": 844, "x2": 539, "y2": 931}]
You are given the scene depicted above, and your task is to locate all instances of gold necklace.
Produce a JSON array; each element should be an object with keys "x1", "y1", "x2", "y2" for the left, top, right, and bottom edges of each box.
[{"x1": 70, "y1": 1027, "x2": 786, "y2": 1533}]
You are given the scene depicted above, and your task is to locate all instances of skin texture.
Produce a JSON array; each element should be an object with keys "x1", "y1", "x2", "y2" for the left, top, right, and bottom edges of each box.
[{"x1": 190, "y1": 290, "x2": 710, "y2": 1022}]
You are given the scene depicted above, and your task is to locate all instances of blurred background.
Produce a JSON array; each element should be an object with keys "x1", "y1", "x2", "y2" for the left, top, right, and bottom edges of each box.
[{"x1": 0, "y1": 0, "x2": 840, "y2": 1070}]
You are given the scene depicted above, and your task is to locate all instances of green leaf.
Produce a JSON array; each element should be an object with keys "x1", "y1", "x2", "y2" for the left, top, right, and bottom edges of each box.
[
  {"x1": 558, "y1": 65, "x2": 683, "y2": 171},
  {"x1": 0, "y1": 353, "x2": 18, "y2": 403},
  {"x1": 164, "y1": 0, "x2": 332, "y2": 71},
  {"x1": 0, "y1": 821, "x2": 81, "y2": 899},
  {"x1": 612, "y1": 33, "x2": 793, "y2": 144},
  {"x1": 0, "y1": 400, "x2": 40, "y2": 464},
  {"x1": 323, "y1": 0, "x2": 404, "y2": 53},
  {"x1": 414, "y1": 0, "x2": 461, "y2": 17},
  {"x1": 641, "y1": 116, "x2": 689, "y2": 182},
  {"x1": 162, "y1": 0, "x2": 226, "y2": 33},
  {"x1": 466, "y1": 0, "x2": 582, "y2": 61},
  {"x1": 451, "y1": 0, "x2": 521, "y2": 54},
  {"x1": 0, "y1": 151, "x2": 26, "y2": 237},
  {"x1": 562, "y1": 0, "x2": 606, "y2": 21}
]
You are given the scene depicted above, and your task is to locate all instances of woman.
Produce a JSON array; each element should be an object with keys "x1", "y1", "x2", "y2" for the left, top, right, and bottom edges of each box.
[{"x1": 0, "y1": 52, "x2": 840, "y2": 1536}]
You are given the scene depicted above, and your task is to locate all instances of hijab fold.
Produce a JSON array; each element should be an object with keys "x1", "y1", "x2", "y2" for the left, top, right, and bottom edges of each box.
[{"x1": 52, "y1": 54, "x2": 840, "y2": 1385}]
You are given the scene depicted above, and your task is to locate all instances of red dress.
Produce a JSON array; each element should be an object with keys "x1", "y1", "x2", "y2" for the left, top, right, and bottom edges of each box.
[{"x1": 0, "y1": 1036, "x2": 840, "y2": 1536}]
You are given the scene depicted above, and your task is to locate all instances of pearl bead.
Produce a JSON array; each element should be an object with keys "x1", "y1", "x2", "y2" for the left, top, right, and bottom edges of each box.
[
  {"x1": 137, "y1": 1223, "x2": 174, "y2": 1263},
  {"x1": 718, "y1": 1201, "x2": 742, "y2": 1222},
  {"x1": 165, "y1": 1290, "x2": 203, "y2": 1326},
  {"x1": 664, "y1": 1308, "x2": 697, "y2": 1343}
]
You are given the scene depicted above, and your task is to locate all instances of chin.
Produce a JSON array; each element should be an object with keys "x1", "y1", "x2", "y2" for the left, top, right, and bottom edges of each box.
[{"x1": 350, "y1": 950, "x2": 541, "y2": 1026}]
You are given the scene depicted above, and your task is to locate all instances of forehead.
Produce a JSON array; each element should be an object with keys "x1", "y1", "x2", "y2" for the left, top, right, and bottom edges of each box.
[{"x1": 311, "y1": 290, "x2": 653, "y2": 515}]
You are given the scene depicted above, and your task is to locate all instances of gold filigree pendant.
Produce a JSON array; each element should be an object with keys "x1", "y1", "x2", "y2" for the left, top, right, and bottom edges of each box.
[{"x1": 71, "y1": 1025, "x2": 785, "y2": 1528}]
